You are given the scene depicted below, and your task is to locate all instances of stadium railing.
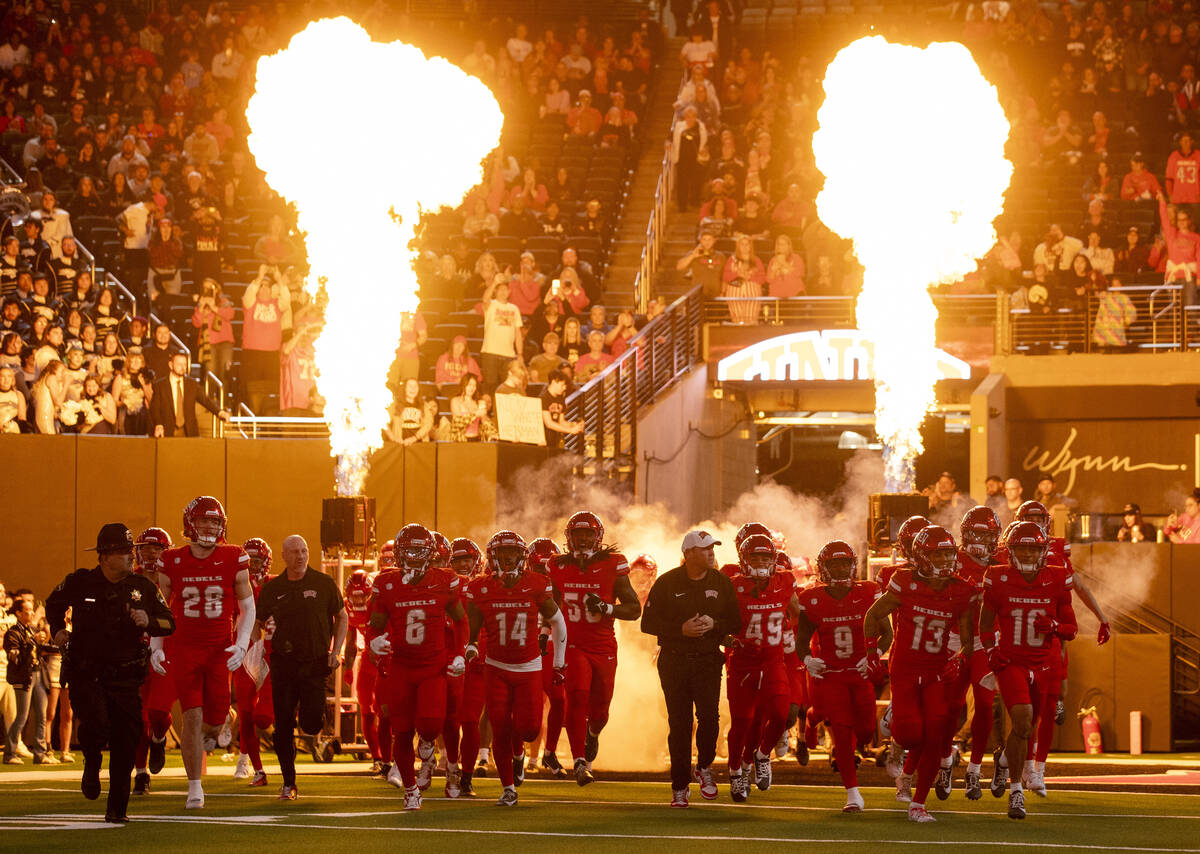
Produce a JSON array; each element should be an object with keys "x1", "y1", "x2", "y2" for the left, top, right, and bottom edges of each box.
[{"x1": 633, "y1": 141, "x2": 674, "y2": 315}]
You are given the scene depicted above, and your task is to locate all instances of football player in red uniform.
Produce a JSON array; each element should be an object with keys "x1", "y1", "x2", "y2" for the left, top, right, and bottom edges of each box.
[
  {"x1": 450, "y1": 537, "x2": 489, "y2": 796},
  {"x1": 343, "y1": 568, "x2": 383, "y2": 772},
  {"x1": 426, "y1": 530, "x2": 463, "y2": 792},
  {"x1": 230, "y1": 538, "x2": 274, "y2": 787},
  {"x1": 864, "y1": 525, "x2": 978, "y2": 823},
  {"x1": 548, "y1": 511, "x2": 641, "y2": 785},
  {"x1": 723, "y1": 533, "x2": 799, "y2": 802},
  {"x1": 796, "y1": 540, "x2": 882, "y2": 813},
  {"x1": 465, "y1": 531, "x2": 568, "y2": 806},
  {"x1": 132, "y1": 527, "x2": 175, "y2": 795},
  {"x1": 366, "y1": 524, "x2": 467, "y2": 811},
  {"x1": 935, "y1": 506, "x2": 1000, "y2": 801},
  {"x1": 877, "y1": 515, "x2": 930, "y2": 592},
  {"x1": 151, "y1": 496, "x2": 255, "y2": 809},
  {"x1": 628, "y1": 553, "x2": 658, "y2": 605},
  {"x1": 980, "y1": 521, "x2": 1077, "y2": 820},
  {"x1": 777, "y1": 552, "x2": 812, "y2": 766},
  {"x1": 527, "y1": 537, "x2": 569, "y2": 778}
]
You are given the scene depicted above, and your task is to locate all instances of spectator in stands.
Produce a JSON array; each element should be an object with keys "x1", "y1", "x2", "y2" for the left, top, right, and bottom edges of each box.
[
  {"x1": 983, "y1": 474, "x2": 1005, "y2": 515},
  {"x1": 566, "y1": 89, "x2": 603, "y2": 137},
  {"x1": 150, "y1": 351, "x2": 230, "y2": 437},
  {"x1": 1168, "y1": 132, "x2": 1200, "y2": 208},
  {"x1": 0, "y1": 366, "x2": 25, "y2": 433},
  {"x1": 1083, "y1": 160, "x2": 1115, "y2": 203},
  {"x1": 435, "y1": 336, "x2": 482, "y2": 395},
  {"x1": 771, "y1": 183, "x2": 810, "y2": 235},
  {"x1": 386, "y1": 378, "x2": 434, "y2": 446},
  {"x1": 447, "y1": 374, "x2": 498, "y2": 443},
  {"x1": 116, "y1": 348, "x2": 153, "y2": 436},
  {"x1": 31, "y1": 359, "x2": 65, "y2": 434},
  {"x1": 183, "y1": 121, "x2": 220, "y2": 169},
  {"x1": 191, "y1": 279, "x2": 236, "y2": 382},
  {"x1": 765, "y1": 234, "x2": 805, "y2": 298},
  {"x1": 1092, "y1": 275, "x2": 1138, "y2": 349},
  {"x1": 393, "y1": 310, "x2": 428, "y2": 386},
  {"x1": 252, "y1": 216, "x2": 297, "y2": 268},
  {"x1": 539, "y1": 200, "x2": 569, "y2": 238},
  {"x1": 1082, "y1": 230, "x2": 1115, "y2": 275},
  {"x1": 680, "y1": 27, "x2": 717, "y2": 71},
  {"x1": 35, "y1": 191, "x2": 71, "y2": 260},
  {"x1": 608, "y1": 311, "x2": 639, "y2": 357},
  {"x1": 575, "y1": 331, "x2": 614, "y2": 382},
  {"x1": 563, "y1": 44, "x2": 593, "y2": 90},
  {"x1": 541, "y1": 369, "x2": 583, "y2": 450},
  {"x1": 529, "y1": 332, "x2": 567, "y2": 383},
  {"x1": 545, "y1": 268, "x2": 590, "y2": 316},
  {"x1": 1035, "y1": 476, "x2": 1076, "y2": 512},
  {"x1": 671, "y1": 107, "x2": 707, "y2": 211},
  {"x1": 582, "y1": 305, "x2": 612, "y2": 341},
  {"x1": 544, "y1": 77, "x2": 570, "y2": 116},
  {"x1": 76, "y1": 375, "x2": 116, "y2": 435},
  {"x1": 473, "y1": 252, "x2": 502, "y2": 298},
  {"x1": 722, "y1": 235, "x2": 765, "y2": 324},
  {"x1": 1165, "y1": 489, "x2": 1200, "y2": 544},
  {"x1": 143, "y1": 323, "x2": 177, "y2": 383},
  {"x1": 241, "y1": 266, "x2": 292, "y2": 415},
  {"x1": 577, "y1": 198, "x2": 609, "y2": 241},
  {"x1": 927, "y1": 472, "x2": 977, "y2": 530},
  {"x1": 554, "y1": 247, "x2": 597, "y2": 303},
  {"x1": 509, "y1": 169, "x2": 549, "y2": 212},
  {"x1": 733, "y1": 196, "x2": 769, "y2": 240},
  {"x1": 146, "y1": 217, "x2": 183, "y2": 304},
  {"x1": 1078, "y1": 199, "x2": 1114, "y2": 246},
  {"x1": 559, "y1": 316, "x2": 585, "y2": 368},
  {"x1": 463, "y1": 198, "x2": 500, "y2": 240},
  {"x1": 107, "y1": 136, "x2": 148, "y2": 180},
  {"x1": 1041, "y1": 109, "x2": 1083, "y2": 165},
  {"x1": 1157, "y1": 190, "x2": 1200, "y2": 284},
  {"x1": 509, "y1": 251, "x2": 545, "y2": 315},
  {"x1": 697, "y1": 197, "x2": 733, "y2": 239},
  {"x1": 500, "y1": 195, "x2": 539, "y2": 240},
  {"x1": 1118, "y1": 151, "x2": 1166, "y2": 200},
  {"x1": 1117, "y1": 503, "x2": 1157, "y2": 543},
  {"x1": 1033, "y1": 224, "x2": 1084, "y2": 271},
  {"x1": 600, "y1": 93, "x2": 638, "y2": 147},
  {"x1": 676, "y1": 232, "x2": 725, "y2": 298},
  {"x1": 479, "y1": 278, "x2": 524, "y2": 391},
  {"x1": 494, "y1": 360, "x2": 529, "y2": 396},
  {"x1": 1115, "y1": 226, "x2": 1152, "y2": 273},
  {"x1": 116, "y1": 197, "x2": 156, "y2": 307}
]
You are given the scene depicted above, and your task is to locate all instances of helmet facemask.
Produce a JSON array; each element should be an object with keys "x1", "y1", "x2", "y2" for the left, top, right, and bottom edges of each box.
[
  {"x1": 568, "y1": 527, "x2": 599, "y2": 560},
  {"x1": 742, "y1": 551, "x2": 774, "y2": 579},
  {"x1": 192, "y1": 516, "x2": 222, "y2": 548},
  {"x1": 821, "y1": 557, "x2": 855, "y2": 589},
  {"x1": 491, "y1": 545, "x2": 525, "y2": 584},
  {"x1": 399, "y1": 546, "x2": 431, "y2": 585},
  {"x1": 919, "y1": 546, "x2": 958, "y2": 579},
  {"x1": 963, "y1": 529, "x2": 998, "y2": 563},
  {"x1": 1011, "y1": 543, "x2": 1046, "y2": 578}
]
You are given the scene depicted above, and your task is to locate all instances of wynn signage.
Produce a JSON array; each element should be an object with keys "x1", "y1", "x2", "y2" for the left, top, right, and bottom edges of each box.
[{"x1": 716, "y1": 329, "x2": 971, "y2": 383}]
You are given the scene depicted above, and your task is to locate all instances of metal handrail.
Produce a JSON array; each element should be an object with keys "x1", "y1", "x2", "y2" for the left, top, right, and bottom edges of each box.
[{"x1": 633, "y1": 142, "x2": 673, "y2": 315}]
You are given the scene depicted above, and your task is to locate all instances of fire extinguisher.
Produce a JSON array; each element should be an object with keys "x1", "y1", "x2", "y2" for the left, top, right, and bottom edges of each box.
[{"x1": 1077, "y1": 689, "x2": 1104, "y2": 754}]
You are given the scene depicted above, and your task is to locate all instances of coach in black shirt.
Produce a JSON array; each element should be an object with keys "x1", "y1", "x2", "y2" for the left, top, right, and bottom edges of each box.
[
  {"x1": 255, "y1": 535, "x2": 347, "y2": 800},
  {"x1": 641, "y1": 530, "x2": 740, "y2": 807}
]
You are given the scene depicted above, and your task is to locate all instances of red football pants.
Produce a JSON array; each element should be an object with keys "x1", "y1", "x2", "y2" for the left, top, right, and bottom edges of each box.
[
  {"x1": 812, "y1": 674, "x2": 877, "y2": 789},
  {"x1": 726, "y1": 662, "x2": 790, "y2": 769},
  {"x1": 233, "y1": 666, "x2": 274, "y2": 771},
  {"x1": 170, "y1": 642, "x2": 231, "y2": 727},
  {"x1": 382, "y1": 666, "x2": 446, "y2": 789},
  {"x1": 355, "y1": 653, "x2": 382, "y2": 761},
  {"x1": 890, "y1": 669, "x2": 952, "y2": 805},
  {"x1": 135, "y1": 668, "x2": 175, "y2": 769},
  {"x1": 458, "y1": 664, "x2": 487, "y2": 771},
  {"x1": 485, "y1": 665, "x2": 544, "y2": 788},
  {"x1": 564, "y1": 646, "x2": 617, "y2": 762},
  {"x1": 540, "y1": 647, "x2": 566, "y2": 753}
]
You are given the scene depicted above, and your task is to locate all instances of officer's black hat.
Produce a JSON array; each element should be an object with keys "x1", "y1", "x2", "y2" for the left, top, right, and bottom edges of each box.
[{"x1": 87, "y1": 523, "x2": 135, "y2": 554}]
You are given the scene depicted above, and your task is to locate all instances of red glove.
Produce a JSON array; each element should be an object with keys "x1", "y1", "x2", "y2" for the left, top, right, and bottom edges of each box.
[
  {"x1": 986, "y1": 645, "x2": 1009, "y2": 672},
  {"x1": 942, "y1": 651, "x2": 966, "y2": 683},
  {"x1": 552, "y1": 666, "x2": 567, "y2": 687},
  {"x1": 1033, "y1": 614, "x2": 1060, "y2": 636},
  {"x1": 1097, "y1": 622, "x2": 1111, "y2": 645},
  {"x1": 863, "y1": 653, "x2": 888, "y2": 683}
]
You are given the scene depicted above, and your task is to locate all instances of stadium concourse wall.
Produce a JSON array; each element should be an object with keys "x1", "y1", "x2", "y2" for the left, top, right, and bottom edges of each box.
[{"x1": 0, "y1": 435, "x2": 550, "y2": 596}]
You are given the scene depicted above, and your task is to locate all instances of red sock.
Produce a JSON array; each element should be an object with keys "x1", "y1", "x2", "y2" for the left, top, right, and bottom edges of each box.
[
  {"x1": 362, "y1": 711, "x2": 380, "y2": 761},
  {"x1": 378, "y1": 716, "x2": 392, "y2": 762},
  {"x1": 831, "y1": 723, "x2": 858, "y2": 788},
  {"x1": 912, "y1": 745, "x2": 942, "y2": 805},
  {"x1": 134, "y1": 732, "x2": 149, "y2": 769},
  {"x1": 1035, "y1": 701, "x2": 1057, "y2": 763},
  {"x1": 903, "y1": 748, "x2": 919, "y2": 776},
  {"x1": 727, "y1": 717, "x2": 751, "y2": 774},
  {"x1": 239, "y1": 709, "x2": 262, "y2": 771},
  {"x1": 565, "y1": 690, "x2": 589, "y2": 761},
  {"x1": 148, "y1": 710, "x2": 171, "y2": 740},
  {"x1": 969, "y1": 684, "x2": 996, "y2": 766},
  {"x1": 393, "y1": 731, "x2": 416, "y2": 788},
  {"x1": 442, "y1": 717, "x2": 461, "y2": 765},
  {"x1": 545, "y1": 694, "x2": 565, "y2": 753},
  {"x1": 460, "y1": 722, "x2": 480, "y2": 772}
]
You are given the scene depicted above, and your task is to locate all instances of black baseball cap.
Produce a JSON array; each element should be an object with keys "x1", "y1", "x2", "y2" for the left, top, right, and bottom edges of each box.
[
  {"x1": 87, "y1": 522, "x2": 135, "y2": 554},
  {"x1": 1123, "y1": 503, "x2": 1140, "y2": 514}
]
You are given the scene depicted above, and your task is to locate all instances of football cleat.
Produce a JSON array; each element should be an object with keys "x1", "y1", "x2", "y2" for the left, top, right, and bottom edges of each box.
[
  {"x1": 186, "y1": 791, "x2": 205, "y2": 810},
  {"x1": 1028, "y1": 767, "x2": 1047, "y2": 797},
  {"x1": 1055, "y1": 699, "x2": 1066, "y2": 726},
  {"x1": 201, "y1": 736, "x2": 217, "y2": 753},
  {"x1": 513, "y1": 753, "x2": 526, "y2": 787},
  {"x1": 965, "y1": 770, "x2": 982, "y2": 800},
  {"x1": 233, "y1": 754, "x2": 250, "y2": 780},
  {"x1": 753, "y1": 750, "x2": 772, "y2": 791},
  {"x1": 990, "y1": 748, "x2": 1008, "y2": 798},
  {"x1": 935, "y1": 765, "x2": 953, "y2": 800},
  {"x1": 541, "y1": 750, "x2": 568, "y2": 778},
  {"x1": 386, "y1": 764, "x2": 404, "y2": 789},
  {"x1": 584, "y1": 730, "x2": 600, "y2": 763},
  {"x1": 1008, "y1": 788, "x2": 1027, "y2": 819},
  {"x1": 368, "y1": 760, "x2": 383, "y2": 776},
  {"x1": 574, "y1": 758, "x2": 594, "y2": 786},
  {"x1": 277, "y1": 785, "x2": 297, "y2": 801},
  {"x1": 459, "y1": 771, "x2": 476, "y2": 797},
  {"x1": 445, "y1": 765, "x2": 461, "y2": 799},
  {"x1": 730, "y1": 772, "x2": 748, "y2": 803},
  {"x1": 907, "y1": 804, "x2": 936, "y2": 823},
  {"x1": 403, "y1": 785, "x2": 422, "y2": 811},
  {"x1": 416, "y1": 740, "x2": 436, "y2": 790},
  {"x1": 843, "y1": 789, "x2": 865, "y2": 813},
  {"x1": 376, "y1": 762, "x2": 391, "y2": 780},
  {"x1": 695, "y1": 765, "x2": 718, "y2": 800},
  {"x1": 250, "y1": 770, "x2": 267, "y2": 787},
  {"x1": 476, "y1": 755, "x2": 489, "y2": 777},
  {"x1": 895, "y1": 774, "x2": 913, "y2": 803},
  {"x1": 670, "y1": 788, "x2": 690, "y2": 808},
  {"x1": 775, "y1": 733, "x2": 789, "y2": 759},
  {"x1": 497, "y1": 787, "x2": 518, "y2": 807},
  {"x1": 132, "y1": 771, "x2": 150, "y2": 795},
  {"x1": 217, "y1": 711, "x2": 235, "y2": 749},
  {"x1": 795, "y1": 740, "x2": 809, "y2": 766},
  {"x1": 885, "y1": 743, "x2": 904, "y2": 779}
]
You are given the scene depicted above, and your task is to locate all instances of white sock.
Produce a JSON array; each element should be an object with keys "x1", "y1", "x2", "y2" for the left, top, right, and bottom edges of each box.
[
  {"x1": 1035, "y1": 760, "x2": 1046, "y2": 773},
  {"x1": 187, "y1": 779, "x2": 203, "y2": 798},
  {"x1": 909, "y1": 800, "x2": 924, "y2": 810},
  {"x1": 504, "y1": 784, "x2": 515, "y2": 793},
  {"x1": 447, "y1": 762, "x2": 458, "y2": 774},
  {"x1": 135, "y1": 766, "x2": 147, "y2": 774},
  {"x1": 967, "y1": 762, "x2": 981, "y2": 775},
  {"x1": 730, "y1": 769, "x2": 741, "y2": 778},
  {"x1": 479, "y1": 748, "x2": 489, "y2": 762},
  {"x1": 998, "y1": 750, "x2": 1007, "y2": 766},
  {"x1": 846, "y1": 786, "x2": 860, "y2": 800},
  {"x1": 755, "y1": 749, "x2": 769, "y2": 761},
  {"x1": 940, "y1": 753, "x2": 953, "y2": 769},
  {"x1": 1010, "y1": 781, "x2": 1023, "y2": 793},
  {"x1": 1023, "y1": 759, "x2": 1035, "y2": 773}
]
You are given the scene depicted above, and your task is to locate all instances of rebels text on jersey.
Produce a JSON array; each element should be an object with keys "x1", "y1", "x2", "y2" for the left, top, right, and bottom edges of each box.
[
  {"x1": 983, "y1": 564, "x2": 1076, "y2": 668},
  {"x1": 369, "y1": 567, "x2": 462, "y2": 671},
  {"x1": 799, "y1": 580, "x2": 879, "y2": 675},
  {"x1": 728, "y1": 572, "x2": 794, "y2": 668},
  {"x1": 887, "y1": 568, "x2": 978, "y2": 677},
  {"x1": 466, "y1": 572, "x2": 554, "y2": 669},
  {"x1": 159, "y1": 544, "x2": 248, "y2": 647},
  {"x1": 549, "y1": 551, "x2": 629, "y2": 655}
]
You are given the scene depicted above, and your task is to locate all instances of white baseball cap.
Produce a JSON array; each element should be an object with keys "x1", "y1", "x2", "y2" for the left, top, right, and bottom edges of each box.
[{"x1": 681, "y1": 530, "x2": 721, "y2": 552}]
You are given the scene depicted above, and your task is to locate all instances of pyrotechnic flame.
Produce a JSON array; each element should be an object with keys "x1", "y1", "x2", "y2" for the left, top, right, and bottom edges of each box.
[
  {"x1": 247, "y1": 18, "x2": 503, "y2": 495},
  {"x1": 813, "y1": 36, "x2": 1011, "y2": 490}
]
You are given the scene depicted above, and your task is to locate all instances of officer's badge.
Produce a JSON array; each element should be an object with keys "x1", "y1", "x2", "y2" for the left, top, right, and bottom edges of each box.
[{"x1": 130, "y1": 589, "x2": 142, "y2": 602}]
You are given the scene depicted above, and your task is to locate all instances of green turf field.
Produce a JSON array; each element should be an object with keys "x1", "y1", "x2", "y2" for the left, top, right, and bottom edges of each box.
[{"x1": 2, "y1": 763, "x2": 1199, "y2": 853}]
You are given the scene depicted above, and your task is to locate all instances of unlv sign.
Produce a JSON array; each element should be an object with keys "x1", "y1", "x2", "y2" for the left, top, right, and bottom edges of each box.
[{"x1": 716, "y1": 329, "x2": 971, "y2": 383}]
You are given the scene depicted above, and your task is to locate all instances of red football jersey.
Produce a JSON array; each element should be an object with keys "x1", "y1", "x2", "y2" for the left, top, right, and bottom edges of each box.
[
  {"x1": 344, "y1": 576, "x2": 374, "y2": 631},
  {"x1": 466, "y1": 572, "x2": 554, "y2": 667},
  {"x1": 160, "y1": 544, "x2": 248, "y2": 647},
  {"x1": 798, "y1": 580, "x2": 879, "y2": 674},
  {"x1": 983, "y1": 563, "x2": 1075, "y2": 668},
  {"x1": 369, "y1": 567, "x2": 462, "y2": 671},
  {"x1": 728, "y1": 571, "x2": 795, "y2": 667},
  {"x1": 994, "y1": 538, "x2": 1070, "y2": 571},
  {"x1": 887, "y1": 568, "x2": 978, "y2": 677},
  {"x1": 549, "y1": 552, "x2": 629, "y2": 655},
  {"x1": 876, "y1": 559, "x2": 910, "y2": 593}
]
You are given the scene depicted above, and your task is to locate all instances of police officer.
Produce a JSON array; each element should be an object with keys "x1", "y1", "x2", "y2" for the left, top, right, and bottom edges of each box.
[
  {"x1": 46, "y1": 523, "x2": 174, "y2": 824},
  {"x1": 640, "y1": 530, "x2": 741, "y2": 808}
]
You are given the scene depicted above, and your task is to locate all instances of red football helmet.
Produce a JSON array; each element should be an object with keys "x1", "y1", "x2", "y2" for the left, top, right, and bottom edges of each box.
[
  {"x1": 775, "y1": 552, "x2": 793, "y2": 576},
  {"x1": 449, "y1": 538, "x2": 482, "y2": 577},
  {"x1": 737, "y1": 533, "x2": 776, "y2": 579},
  {"x1": 393, "y1": 523, "x2": 434, "y2": 582},
  {"x1": 1016, "y1": 500, "x2": 1050, "y2": 535},
  {"x1": 134, "y1": 527, "x2": 172, "y2": 570},
  {"x1": 429, "y1": 531, "x2": 452, "y2": 568},
  {"x1": 242, "y1": 538, "x2": 272, "y2": 584},
  {"x1": 630, "y1": 553, "x2": 658, "y2": 575},
  {"x1": 487, "y1": 530, "x2": 527, "y2": 581},
  {"x1": 1002, "y1": 520, "x2": 1048, "y2": 576},
  {"x1": 345, "y1": 568, "x2": 372, "y2": 608},
  {"x1": 816, "y1": 540, "x2": 857, "y2": 588},
  {"x1": 565, "y1": 511, "x2": 604, "y2": 558},
  {"x1": 960, "y1": 506, "x2": 1001, "y2": 563},
  {"x1": 770, "y1": 529, "x2": 787, "y2": 553},
  {"x1": 379, "y1": 541, "x2": 395, "y2": 570},
  {"x1": 911, "y1": 525, "x2": 959, "y2": 579},
  {"x1": 896, "y1": 515, "x2": 932, "y2": 561},
  {"x1": 183, "y1": 496, "x2": 226, "y2": 547},
  {"x1": 526, "y1": 537, "x2": 561, "y2": 575},
  {"x1": 735, "y1": 522, "x2": 772, "y2": 548}
]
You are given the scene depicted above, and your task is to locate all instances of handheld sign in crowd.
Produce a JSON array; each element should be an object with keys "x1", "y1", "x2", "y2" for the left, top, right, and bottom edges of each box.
[{"x1": 495, "y1": 394, "x2": 547, "y2": 446}]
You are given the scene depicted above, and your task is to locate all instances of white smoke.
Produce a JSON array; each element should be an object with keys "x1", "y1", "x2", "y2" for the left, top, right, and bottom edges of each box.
[{"x1": 1072, "y1": 544, "x2": 1163, "y2": 631}]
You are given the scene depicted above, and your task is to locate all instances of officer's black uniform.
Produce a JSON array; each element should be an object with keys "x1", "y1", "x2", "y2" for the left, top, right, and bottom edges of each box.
[
  {"x1": 640, "y1": 550, "x2": 741, "y2": 793},
  {"x1": 46, "y1": 523, "x2": 174, "y2": 823}
]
